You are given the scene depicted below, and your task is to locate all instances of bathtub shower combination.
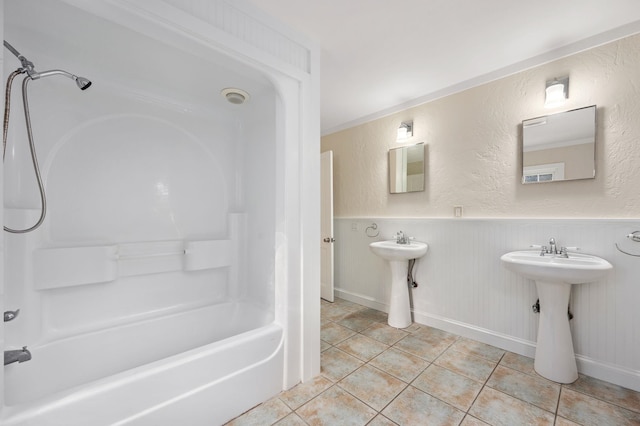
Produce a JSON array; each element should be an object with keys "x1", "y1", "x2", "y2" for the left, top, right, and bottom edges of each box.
[{"x1": 0, "y1": 0, "x2": 315, "y2": 424}]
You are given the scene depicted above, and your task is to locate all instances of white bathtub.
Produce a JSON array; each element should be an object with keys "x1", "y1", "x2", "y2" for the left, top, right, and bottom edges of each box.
[{"x1": 2, "y1": 303, "x2": 283, "y2": 425}]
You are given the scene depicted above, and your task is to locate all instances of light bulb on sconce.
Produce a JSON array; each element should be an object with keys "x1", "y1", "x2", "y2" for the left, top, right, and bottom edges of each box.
[
  {"x1": 544, "y1": 76, "x2": 569, "y2": 108},
  {"x1": 397, "y1": 121, "x2": 413, "y2": 141}
]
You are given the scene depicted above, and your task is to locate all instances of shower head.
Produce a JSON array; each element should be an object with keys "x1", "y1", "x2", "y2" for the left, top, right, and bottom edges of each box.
[
  {"x1": 32, "y1": 69, "x2": 92, "y2": 90},
  {"x1": 75, "y1": 76, "x2": 92, "y2": 90}
]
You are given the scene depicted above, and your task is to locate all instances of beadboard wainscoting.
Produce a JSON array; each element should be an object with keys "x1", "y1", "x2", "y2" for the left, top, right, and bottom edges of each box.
[{"x1": 333, "y1": 218, "x2": 640, "y2": 391}]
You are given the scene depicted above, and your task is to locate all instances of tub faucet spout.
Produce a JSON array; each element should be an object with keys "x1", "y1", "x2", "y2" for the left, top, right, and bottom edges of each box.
[{"x1": 4, "y1": 346, "x2": 31, "y2": 366}]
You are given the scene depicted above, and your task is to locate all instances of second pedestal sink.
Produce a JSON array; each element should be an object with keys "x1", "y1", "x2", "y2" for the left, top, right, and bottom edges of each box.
[
  {"x1": 500, "y1": 250, "x2": 612, "y2": 283},
  {"x1": 370, "y1": 239, "x2": 428, "y2": 328},
  {"x1": 501, "y1": 248, "x2": 612, "y2": 383}
]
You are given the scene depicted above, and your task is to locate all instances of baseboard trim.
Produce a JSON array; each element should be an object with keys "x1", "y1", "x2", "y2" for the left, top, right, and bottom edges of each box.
[
  {"x1": 411, "y1": 309, "x2": 537, "y2": 359},
  {"x1": 334, "y1": 288, "x2": 388, "y2": 312},
  {"x1": 576, "y1": 355, "x2": 640, "y2": 392},
  {"x1": 334, "y1": 287, "x2": 640, "y2": 392}
]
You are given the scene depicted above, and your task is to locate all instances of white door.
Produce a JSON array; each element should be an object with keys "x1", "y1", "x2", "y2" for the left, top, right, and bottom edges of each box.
[{"x1": 321, "y1": 151, "x2": 334, "y2": 302}]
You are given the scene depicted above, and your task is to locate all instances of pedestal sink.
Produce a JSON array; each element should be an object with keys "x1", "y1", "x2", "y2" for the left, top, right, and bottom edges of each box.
[
  {"x1": 501, "y1": 250, "x2": 612, "y2": 383},
  {"x1": 369, "y1": 240, "x2": 428, "y2": 328}
]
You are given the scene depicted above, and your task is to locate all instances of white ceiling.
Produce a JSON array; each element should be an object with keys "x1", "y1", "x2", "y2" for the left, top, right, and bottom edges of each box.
[{"x1": 242, "y1": 0, "x2": 640, "y2": 135}]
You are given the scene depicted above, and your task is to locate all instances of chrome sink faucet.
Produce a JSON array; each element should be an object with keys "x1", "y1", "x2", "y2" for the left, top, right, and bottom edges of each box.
[
  {"x1": 535, "y1": 237, "x2": 575, "y2": 258},
  {"x1": 395, "y1": 231, "x2": 409, "y2": 244}
]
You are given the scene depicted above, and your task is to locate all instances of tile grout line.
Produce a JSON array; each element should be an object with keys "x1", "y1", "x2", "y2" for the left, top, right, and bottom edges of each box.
[
  {"x1": 464, "y1": 351, "x2": 507, "y2": 419},
  {"x1": 562, "y1": 381, "x2": 640, "y2": 414},
  {"x1": 321, "y1": 313, "x2": 430, "y2": 424},
  {"x1": 230, "y1": 300, "x2": 639, "y2": 425},
  {"x1": 317, "y1": 301, "x2": 640, "y2": 426},
  {"x1": 326, "y1": 312, "x2": 485, "y2": 423},
  {"x1": 330, "y1": 315, "x2": 537, "y2": 425},
  {"x1": 329, "y1": 314, "x2": 533, "y2": 424},
  {"x1": 333, "y1": 314, "x2": 477, "y2": 423}
]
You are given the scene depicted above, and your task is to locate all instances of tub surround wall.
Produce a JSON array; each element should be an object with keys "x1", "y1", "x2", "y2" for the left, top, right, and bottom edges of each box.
[
  {"x1": 2, "y1": 10, "x2": 270, "y2": 356},
  {"x1": 323, "y1": 34, "x2": 640, "y2": 391}
]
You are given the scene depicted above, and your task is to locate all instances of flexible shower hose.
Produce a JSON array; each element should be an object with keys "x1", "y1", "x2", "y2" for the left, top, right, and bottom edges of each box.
[{"x1": 3, "y1": 68, "x2": 47, "y2": 233}]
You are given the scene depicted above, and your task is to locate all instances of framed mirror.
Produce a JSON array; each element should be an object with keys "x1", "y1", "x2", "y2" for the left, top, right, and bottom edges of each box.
[
  {"x1": 389, "y1": 143, "x2": 424, "y2": 193},
  {"x1": 522, "y1": 105, "x2": 596, "y2": 184}
]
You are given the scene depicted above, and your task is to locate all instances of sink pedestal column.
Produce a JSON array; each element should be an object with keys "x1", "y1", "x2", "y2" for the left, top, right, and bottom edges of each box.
[
  {"x1": 387, "y1": 260, "x2": 412, "y2": 328},
  {"x1": 534, "y1": 280, "x2": 578, "y2": 383}
]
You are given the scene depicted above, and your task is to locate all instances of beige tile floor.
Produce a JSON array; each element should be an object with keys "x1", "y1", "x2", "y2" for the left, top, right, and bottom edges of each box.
[{"x1": 227, "y1": 298, "x2": 640, "y2": 425}]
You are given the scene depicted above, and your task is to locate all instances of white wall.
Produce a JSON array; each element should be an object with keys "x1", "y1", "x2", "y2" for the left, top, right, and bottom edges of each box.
[{"x1": 322, "y1": 34, "x2": 640, "y2": 391}]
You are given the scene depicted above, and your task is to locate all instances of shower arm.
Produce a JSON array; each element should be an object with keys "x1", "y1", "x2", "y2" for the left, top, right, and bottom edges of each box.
[
  {"x1": 3, "y1": 41, "x2": 92, "y2": 89},
  {"x1": 3, "y1": 40, "x2": 36, "y2": 77}
]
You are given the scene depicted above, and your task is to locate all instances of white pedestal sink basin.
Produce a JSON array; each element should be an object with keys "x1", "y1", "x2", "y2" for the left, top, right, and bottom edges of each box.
[
  {"x1": 501, "y1": 250, "x2": 612, "y2": 383},
  {"x1": 370, "y1": 240, "x2": 428, "y2": 328}
]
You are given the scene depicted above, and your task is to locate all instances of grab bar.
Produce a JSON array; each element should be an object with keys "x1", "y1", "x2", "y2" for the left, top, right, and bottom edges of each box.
[{"x1": 116, "y1": 250, "x2": 186, "y2": 260}]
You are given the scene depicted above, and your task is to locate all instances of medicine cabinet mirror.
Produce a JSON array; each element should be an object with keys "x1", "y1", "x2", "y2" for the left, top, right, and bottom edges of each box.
[
  {"x1": 522, "y1": 105, "x2": 596, "y2": 184},
  {"x1": 389, "y1": 142, "x2": 424, "y2": 193}
]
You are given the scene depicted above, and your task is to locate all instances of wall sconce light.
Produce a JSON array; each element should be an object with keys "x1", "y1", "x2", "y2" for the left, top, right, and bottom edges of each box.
[
  {"x1": 544, "y1": 76, "x2": 569, "y2": 108},
  {"x1": 397, "y1": 121, "x2": 413, "y2": 141}
]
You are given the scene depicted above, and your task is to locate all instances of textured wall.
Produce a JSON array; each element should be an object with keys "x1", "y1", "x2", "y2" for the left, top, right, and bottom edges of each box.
[{"x1": 322, "y1": 33, "x2": 640, "y2": 218}]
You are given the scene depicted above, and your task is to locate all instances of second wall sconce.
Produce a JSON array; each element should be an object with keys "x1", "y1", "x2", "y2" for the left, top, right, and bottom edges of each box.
[
  {"x1": 397, "y1": 121, "x2": 413, "y2": 141},
  {"x1": 544, "y1": 76, "x2": 569, "y2": 108}
]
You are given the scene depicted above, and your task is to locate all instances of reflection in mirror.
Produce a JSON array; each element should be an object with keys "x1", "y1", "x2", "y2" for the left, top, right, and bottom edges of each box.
[
  {"x1": 389, "y1": 143, "x2": 424, "y2": 193},
  {"x1": 522, "y1": 105, "x2": 596, "y2": 184}
]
